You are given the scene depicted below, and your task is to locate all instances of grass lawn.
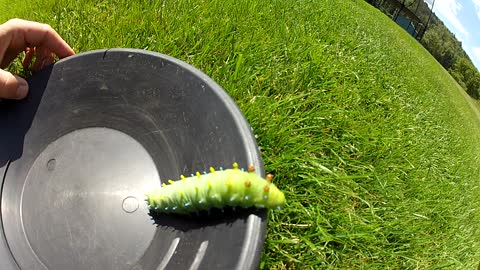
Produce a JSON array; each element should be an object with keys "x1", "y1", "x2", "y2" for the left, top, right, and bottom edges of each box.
[{"x1": 2, "y1": 0, "x2": 480, "y2": 269}]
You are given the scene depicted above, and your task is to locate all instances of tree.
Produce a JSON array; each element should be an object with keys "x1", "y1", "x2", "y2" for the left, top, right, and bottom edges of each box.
[
  {"x1": 451, "y1": 58, "x2": 480, "y2": 98},
  {"x1": 421, "y1": 24, "x2": 460, "y2": 69}
]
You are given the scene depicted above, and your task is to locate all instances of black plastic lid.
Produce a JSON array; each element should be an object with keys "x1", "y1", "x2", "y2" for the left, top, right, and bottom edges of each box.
[{"x1": 0, "y1": 49, "x2": 267, "y2": 270}]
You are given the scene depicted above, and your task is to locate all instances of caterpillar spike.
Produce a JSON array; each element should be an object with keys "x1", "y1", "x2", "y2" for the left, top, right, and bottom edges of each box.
[{"x1": 145, "y1": 162, "x2": 286, "y2": 215}]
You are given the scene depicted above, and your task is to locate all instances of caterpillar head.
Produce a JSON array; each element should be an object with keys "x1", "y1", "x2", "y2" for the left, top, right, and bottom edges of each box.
[
  {"x1": 247, "y1": 172, "x2": 286, "y2": 209},
  {"x1": 265, "y1": 183, "x2": 286, "y2": 209}
]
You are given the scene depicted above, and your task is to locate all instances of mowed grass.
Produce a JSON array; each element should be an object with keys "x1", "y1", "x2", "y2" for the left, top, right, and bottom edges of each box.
[{"x1": 2, "y1": 0, "x2": 480, "y2": 269}]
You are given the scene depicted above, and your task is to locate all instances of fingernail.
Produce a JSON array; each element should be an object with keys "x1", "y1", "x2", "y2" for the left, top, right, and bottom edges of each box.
[{"x1": 16, "y1": 80, "x2": 28, "y2": 99}]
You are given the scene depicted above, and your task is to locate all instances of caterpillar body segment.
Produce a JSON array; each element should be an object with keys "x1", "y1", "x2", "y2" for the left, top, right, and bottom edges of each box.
[{"x1": 145, "y1": 163, "x2": 286, "y2": 215}]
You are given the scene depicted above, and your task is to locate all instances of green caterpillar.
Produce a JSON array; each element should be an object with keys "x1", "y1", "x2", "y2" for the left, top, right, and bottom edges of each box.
[{"x1": 145, "y1": 163, "x2": 286, "y2": 215}]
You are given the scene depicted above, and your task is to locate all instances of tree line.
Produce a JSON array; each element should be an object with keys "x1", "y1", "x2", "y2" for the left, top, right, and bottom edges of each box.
[
  {"x1": 421, "y1": 19, "x2": 480, "y2": 98},
  {"x1": 366, "y1": 0, "x2": 480, "y2": 99}
]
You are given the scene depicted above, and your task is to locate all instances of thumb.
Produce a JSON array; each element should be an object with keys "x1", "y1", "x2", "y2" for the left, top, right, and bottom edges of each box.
[{"x1": 0, "y1": 69, "x2": 29, "y2": 100}]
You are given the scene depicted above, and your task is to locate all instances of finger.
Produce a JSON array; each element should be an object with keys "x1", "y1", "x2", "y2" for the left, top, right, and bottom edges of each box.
[
  {"x1": 43, "y1": 53, "x2": 55, "y2": 67},
  {"x1": 42, "y1": 52, "x2": 55, "y2": 69},
  {"x1": 0, "y1": 19, "x2": 75, "y2": 66},
  {"x1": 32, "y1": 54, "x2": 54, "y2": 71},
  {"x1": 32, "y1": 46, "x2": 52, "y2": 71},
  {"x1": 0, "y1": 69, "x2": 28, "y2": 100},
  {"x1": 22, "y1": 47, "x2": 35, "y2": 69},
  {"x1": 12, "y1": 19, "x2": 75, "y2": 58}
]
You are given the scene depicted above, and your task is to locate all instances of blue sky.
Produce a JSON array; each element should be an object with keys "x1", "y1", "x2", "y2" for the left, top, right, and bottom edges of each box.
[{"x1": 426, "y1": 0, "x2": 480, "y2": 70}]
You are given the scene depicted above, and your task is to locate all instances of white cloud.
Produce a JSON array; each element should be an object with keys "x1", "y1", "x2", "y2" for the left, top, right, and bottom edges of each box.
[
  {"x1": 425, "y1": 0, "x2": 435, "y2": 8},
  {"x1": 474, "y1": 47, "x2": 480, "y2": 58},
  {"x1": 472, "y1": 47, "x2": 480, "y2": 70},
  {"x1": 473, "y1": 0, "x2": 480, "y2": 20},
  {"x1": 433, "y1": 0, "x2": 470, "y2": 39},
  {"x1": 463, "y1": 46, "x2": 480, "y2": 71}
]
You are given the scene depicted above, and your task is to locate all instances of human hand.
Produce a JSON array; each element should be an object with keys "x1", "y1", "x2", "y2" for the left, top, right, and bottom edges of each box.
[{"x1": 0, "y1": 18, "x2": 75, "y2": 100}]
